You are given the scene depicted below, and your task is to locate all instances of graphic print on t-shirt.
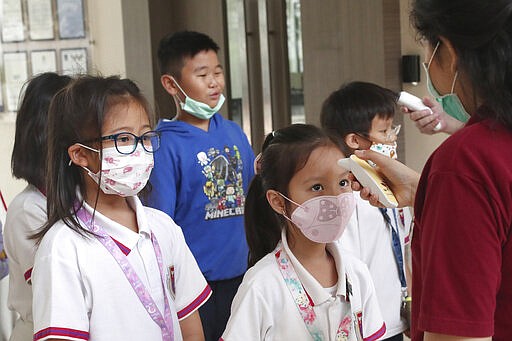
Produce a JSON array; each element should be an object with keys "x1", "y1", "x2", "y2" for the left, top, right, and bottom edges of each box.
[{"x1": 198, "y1": 145, "x2": 245, "y2": 220}]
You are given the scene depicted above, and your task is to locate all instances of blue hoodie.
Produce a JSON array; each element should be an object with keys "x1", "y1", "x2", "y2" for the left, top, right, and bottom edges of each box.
[{"x1": 145, "y1": 113, "x2": 255, "y2": 281}]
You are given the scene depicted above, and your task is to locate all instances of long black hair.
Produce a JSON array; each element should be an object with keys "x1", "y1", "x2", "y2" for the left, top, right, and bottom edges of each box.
[
  {"x1": 245, "y1": 124, "x2": 340, "y2": 267},
  {"x1": 411, "y1": 0, "x2": 512, "y2": 129},
  {"x1": 34, "y1": 75, "x2": 153, "y2": 242},
  {"x1": 11, "y1": 73, "x2": 72, "y2": 189}
]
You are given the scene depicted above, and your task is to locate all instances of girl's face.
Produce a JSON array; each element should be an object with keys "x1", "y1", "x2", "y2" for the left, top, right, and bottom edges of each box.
[
  {"x1": 86, "y1": 98, "x2": 151, "y2": 173},
  {"x1": 102, "y1": 99, "x2": 151, "y2": 145},
  {"x1": 286, "y1": 145, "x2": 351, "y2": 212}
]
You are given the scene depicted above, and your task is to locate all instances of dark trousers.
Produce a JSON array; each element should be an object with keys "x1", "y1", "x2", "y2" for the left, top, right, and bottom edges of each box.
[
  {"x1": 199, "y1": 275, "x2": 243, "y2": 341},
  {"x1": 383, "y1": 333, "x2": 404, "y2": 341}
]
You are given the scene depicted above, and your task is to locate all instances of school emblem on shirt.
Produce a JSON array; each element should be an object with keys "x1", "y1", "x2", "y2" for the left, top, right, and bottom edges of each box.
[
  {"x1": 198, "y1": 145, "x2": 246, "y2": 220},
  {"x1": 354, "y1": 311, "x2": 363, "y2": 341},
  {"x1": 167, "y1": 265, "x2": 176, "y2": 299}
]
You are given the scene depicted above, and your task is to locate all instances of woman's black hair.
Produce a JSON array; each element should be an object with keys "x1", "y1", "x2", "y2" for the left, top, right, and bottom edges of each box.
[
  {"x1": 11, "y1": 72, "x2": 72, "y2": 189},
  {"x1": 245, "y1": 124, "x2": 340, "y2": 267},
  {"x1": 34, "y1": 75, "x2": 153, "y2": 242},
  {"x1": 411, "y1": 0, "x2": 512, "y2": 129},
  {"x1": 320, "y1": 81, "x2": 398, "y2": 155}
]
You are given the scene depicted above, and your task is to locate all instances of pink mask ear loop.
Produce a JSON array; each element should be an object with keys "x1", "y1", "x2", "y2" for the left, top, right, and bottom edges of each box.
[
  {"x1": 281, "y1": 209, "x2": 294, "y2": 223},
  {"x1": 277, "y1": 192, "x2": 311, "y2": 229},
  {"x1": 278, "y1": 192, "x2": 305, "y2": 210}
]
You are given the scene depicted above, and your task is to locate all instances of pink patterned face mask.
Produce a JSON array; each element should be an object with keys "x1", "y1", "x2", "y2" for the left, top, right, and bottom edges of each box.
[
  {"x1": 280, "y1": 192, "x2": 355, "y2": 243},
  {"x1": 80, "y1": 144, "x2": 154, "y2": 197}
]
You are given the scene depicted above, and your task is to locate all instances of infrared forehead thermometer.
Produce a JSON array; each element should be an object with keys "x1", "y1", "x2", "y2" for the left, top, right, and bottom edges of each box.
[
  {"x1": 338, "y1": 155, "x2": 398, "y2": 208},
  {"x1": 397, "y1": 91, "x2": 442, "y2": 131}
]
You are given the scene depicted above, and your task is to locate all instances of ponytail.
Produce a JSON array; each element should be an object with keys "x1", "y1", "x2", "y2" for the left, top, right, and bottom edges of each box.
[{"x1": 245, "y1": 174, "x2": 282, "y2": 267}]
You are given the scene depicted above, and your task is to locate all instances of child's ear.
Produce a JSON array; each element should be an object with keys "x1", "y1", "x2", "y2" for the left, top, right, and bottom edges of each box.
[
  {"x1": 344, "y1": 133, "x2": 363, "y2": 149},
  {"x1": 160, "y1": 74, "x2": 179, "y2": 96},
  {"x1": 68, "y1": 144, "x2": 95, "y2": 168},
  {"x1": 266, "y1": 189, "x2": 286, "y2": 215}
]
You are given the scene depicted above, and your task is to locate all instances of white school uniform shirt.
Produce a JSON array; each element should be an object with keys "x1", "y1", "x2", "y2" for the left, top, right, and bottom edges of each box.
[
  {"x1": 339, "y1": 195, "x2": 412, "y2": 338},
  {"x1": 32, "y1": 196, "x2": 211, "y2": 341},
  {"x1": 222, "y1": 230, "x2": 385, "y2": 341},
  {"x1": 4, "y1": 185, "x2": 46, "y2": 341}
]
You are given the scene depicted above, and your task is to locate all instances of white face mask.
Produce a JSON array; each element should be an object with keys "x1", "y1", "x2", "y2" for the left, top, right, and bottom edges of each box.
[
  {"x1": 370, "y1": 142, "x2": 398, "y2": 159},
  {"x1": 79, "y1": 144, "x2": 154, "y2": 197}
]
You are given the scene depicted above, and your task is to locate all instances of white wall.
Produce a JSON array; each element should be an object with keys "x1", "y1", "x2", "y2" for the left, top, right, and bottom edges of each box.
[
  {"x1": 87, "y1": 0, "x2": 126, "y2": 76},
  {"x1": 0, "y1": 0, "x2": 127, "y2": 205},
  {"x1": 0, "y1": 113, "x2": 23, "y2": 204},
  {"x1": 399, "y1": 0, "x2": 448, "y2": 172}
]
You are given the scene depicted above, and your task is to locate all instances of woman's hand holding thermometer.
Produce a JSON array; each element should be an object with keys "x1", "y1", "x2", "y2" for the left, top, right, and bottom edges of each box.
[
  {"x1": 397, "y1": 91, "x2": 442, "y2": 131},
  {"x1": 338, "y1": 155, "x2": 398, "y2": 208}
]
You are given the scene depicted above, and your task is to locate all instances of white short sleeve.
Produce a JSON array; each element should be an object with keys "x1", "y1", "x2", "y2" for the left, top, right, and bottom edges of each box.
[
  {"x1": 146, "y1": 208, "x2": 211, "y2": 321},
  {"x1": 354, "y1": 260, "x2": 386, "y2": 340},
  {"x1": 4, "y1": 186, "x2": 46, "y2": 284},
  {"x1": 32, "y1": 231, "x2": 91, "y2": 341},
  {"x1": 221, "y1": 278, "x2": 272, "y2": 340}
]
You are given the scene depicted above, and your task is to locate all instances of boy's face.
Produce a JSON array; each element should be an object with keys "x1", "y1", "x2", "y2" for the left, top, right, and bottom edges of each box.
[
  {"x1": 175, "y1": 50, "x2": 225, "y2": 108},
  {"x1": 367, "y1": 115, "x2": 397, "y2": 145},
  {"x1": 343, "y1": 114, "x2": 399, "y2": 157}
]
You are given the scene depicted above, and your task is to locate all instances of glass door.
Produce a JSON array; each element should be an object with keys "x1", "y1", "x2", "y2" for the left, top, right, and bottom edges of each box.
[{"x1": 286, "y1": 0, "x2": 305, "y2": 124}]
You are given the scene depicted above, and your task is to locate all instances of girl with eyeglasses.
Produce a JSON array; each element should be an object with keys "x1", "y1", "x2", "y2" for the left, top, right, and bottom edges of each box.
[{"x1": 31, "y1": 75, "x2": 209, "y2": 341}]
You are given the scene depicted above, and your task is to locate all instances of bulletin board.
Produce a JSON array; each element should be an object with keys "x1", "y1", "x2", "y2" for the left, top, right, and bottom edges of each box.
[{"x1": 0, "y1": 0, "x2": 91, "y2": 112}]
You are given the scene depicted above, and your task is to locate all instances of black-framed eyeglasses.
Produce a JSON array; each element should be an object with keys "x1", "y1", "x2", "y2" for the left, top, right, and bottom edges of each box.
[{"x1": 98, "y1": 131, "x2": 161, "y2": 155}]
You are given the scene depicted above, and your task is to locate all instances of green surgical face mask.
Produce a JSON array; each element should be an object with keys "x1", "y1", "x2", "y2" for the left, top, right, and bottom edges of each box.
[
  {"x1": 423, "y1": 42, "x2": 470, "y2": 123},
  {"x1": 172, "y1": 77, "x2": 225, "y2": 120}
]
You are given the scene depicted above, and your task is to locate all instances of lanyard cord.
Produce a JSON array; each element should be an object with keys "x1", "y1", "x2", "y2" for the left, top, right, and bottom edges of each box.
[
  {"x1": 378, "y1": 208, "x2": 407, "y2": 289},
  {"x1": 275, "y1": 243, "x2": 354, "y2": 340},
  {"x1": 76, "y1": 207, "x2": 174, "y2": 341}
]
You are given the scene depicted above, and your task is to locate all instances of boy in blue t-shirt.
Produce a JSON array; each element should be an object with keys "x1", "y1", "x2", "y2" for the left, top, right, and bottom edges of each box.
[{"x1": 145, "y1": 30, "x2": 255, "y2": 341}]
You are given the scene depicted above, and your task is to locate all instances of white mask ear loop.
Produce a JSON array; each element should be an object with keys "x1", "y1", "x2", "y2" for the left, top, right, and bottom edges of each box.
[
  {"x1": 68, "y1": 143, "x2": 100, "y2": 166},
  {"x1": 427, "y1": 41, "x2": 440, "y2": 69},
  {"x1": 170, "y1": 77, "x2": 189, "y2": 102},
  {"x1": 77, "y1": 143, "x2": 100, "y2": 154},
  {"x1": 427, "y1": 41, "x2": 458, "y2": 96},
  {"x1": 170, "y1": 77, "x2": 191, "y2": 116},
  {"x1": 450, "y1": 71, "x2": 458, "y2": 94}
]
